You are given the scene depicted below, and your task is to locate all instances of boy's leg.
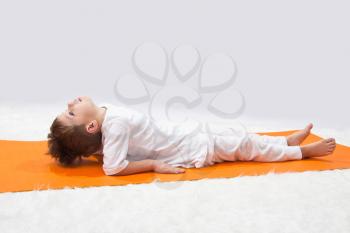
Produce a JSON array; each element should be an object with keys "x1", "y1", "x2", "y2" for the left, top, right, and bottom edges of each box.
[
  {"x1": 248, "y1": 133, "x2": 287, "y2": 146},
  {"x1": 211, "y1": 133, "x2": 303, "y2": 163},
  {"x1": 249, "y1": 123, "x2": 313, "y2": 146},
  {"x1": 286, "y1": 123, "x2": 313, "y2": 146},
  {"x1": 300, "y1": 138, "x2": 336, "y2": 158}
]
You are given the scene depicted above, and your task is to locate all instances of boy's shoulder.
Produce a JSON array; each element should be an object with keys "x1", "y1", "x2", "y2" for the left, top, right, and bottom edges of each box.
[{"x1": 100, "y1": 103, "x2": 131, "y2": 134}]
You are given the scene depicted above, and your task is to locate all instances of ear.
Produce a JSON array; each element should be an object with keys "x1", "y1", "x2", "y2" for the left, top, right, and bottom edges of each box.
[{"x1": 86, "y1": 120, "x2": 99, "y2": 134}]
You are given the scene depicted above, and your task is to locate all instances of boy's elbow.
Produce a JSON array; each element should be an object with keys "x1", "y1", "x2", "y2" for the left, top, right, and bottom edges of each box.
[
  {"x1": 104, "y1": 171, "x2": 123, "y2": 176},
  {"x1": 103, "y1": 161, "x2": 130, "y2": 176},
  {"x1": 104, "y1": 169, "x2": 120, "y2": 176},
  {"x1": 103, "y1": 166, "x2": 127, "y2": 176},
  {"x1": 104, "y1": 171, "x2": 116, "y2": 176}
]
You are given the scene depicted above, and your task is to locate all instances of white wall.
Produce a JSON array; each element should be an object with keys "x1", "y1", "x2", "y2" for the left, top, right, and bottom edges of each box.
[{"x1": 0, "y1": 0, "x2": 349, "y2": 130}]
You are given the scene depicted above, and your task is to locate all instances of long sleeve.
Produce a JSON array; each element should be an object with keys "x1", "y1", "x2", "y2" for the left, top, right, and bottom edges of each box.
[{"x1": 102, "y1": 121, "x2": 130, "y2": 175}]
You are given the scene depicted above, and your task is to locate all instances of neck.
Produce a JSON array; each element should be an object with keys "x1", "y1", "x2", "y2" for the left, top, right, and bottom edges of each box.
[{"x1": 96, "y1": 106, "x2": 107, "y2": 129}]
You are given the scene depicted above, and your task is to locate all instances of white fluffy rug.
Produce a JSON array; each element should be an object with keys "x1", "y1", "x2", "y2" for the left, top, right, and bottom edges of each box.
[{"x1": 0, "y1": 102, "x2": 349, "y2": 233}]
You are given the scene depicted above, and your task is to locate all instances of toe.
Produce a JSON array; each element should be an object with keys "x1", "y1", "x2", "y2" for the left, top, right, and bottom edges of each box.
[
  {"x1": 307, "y1": 123, "x2": 313, "y2": 130},
  {"x1": 325, "y1": 138, "x2": 334, "y2": 143},
  {"x1": 328, "y1": 141, "x2": 336, "y2": 145}
]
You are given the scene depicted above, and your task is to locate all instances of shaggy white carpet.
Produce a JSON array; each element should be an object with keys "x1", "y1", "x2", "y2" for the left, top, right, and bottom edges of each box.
[{"x1": 0, "y1": 102, "x2": 349, "y2": 233}]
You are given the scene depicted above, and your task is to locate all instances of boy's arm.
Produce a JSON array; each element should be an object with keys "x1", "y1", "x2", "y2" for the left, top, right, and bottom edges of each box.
[
  {"x1": 112, "y1": 159, "x2": 155, "y2": 176},
  {"x1": 110, "y1": 159, "x2": 186, "y2": 176}
]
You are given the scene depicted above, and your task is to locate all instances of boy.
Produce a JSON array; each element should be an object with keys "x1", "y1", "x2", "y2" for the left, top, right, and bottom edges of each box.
[{"x1": 46, "y1": 96, "x2": 336, "y2": 176}]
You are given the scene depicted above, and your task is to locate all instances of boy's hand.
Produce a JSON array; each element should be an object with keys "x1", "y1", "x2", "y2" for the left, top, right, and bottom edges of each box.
[{"x1": 153, "y1": 161, "x2": 186, "y2": 174}]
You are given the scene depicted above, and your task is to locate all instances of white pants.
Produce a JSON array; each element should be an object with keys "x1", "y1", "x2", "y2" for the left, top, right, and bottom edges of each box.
[{"x1": 209, "y1": 133, "x2": 303, "y2": 164}]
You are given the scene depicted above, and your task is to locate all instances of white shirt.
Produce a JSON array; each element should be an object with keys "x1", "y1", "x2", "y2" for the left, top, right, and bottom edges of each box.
[{"x1": 97, "y1": 103, "x2": 212, "y2": 176}]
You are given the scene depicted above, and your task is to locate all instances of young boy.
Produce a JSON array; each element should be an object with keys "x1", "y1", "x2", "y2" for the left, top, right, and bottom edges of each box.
[{"x1": 46, "y1": 96, "x2": 336, "y2": 176}]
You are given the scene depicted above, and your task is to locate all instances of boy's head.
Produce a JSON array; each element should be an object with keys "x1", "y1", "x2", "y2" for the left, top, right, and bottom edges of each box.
[{"x1": 46, "y1": 96, "x2": 105, "y2": 166}]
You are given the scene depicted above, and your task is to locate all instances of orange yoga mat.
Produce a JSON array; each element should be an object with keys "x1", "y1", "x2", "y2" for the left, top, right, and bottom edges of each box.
[{"x1": 1, "y1": 130, "x2": 349, "y2": 193}]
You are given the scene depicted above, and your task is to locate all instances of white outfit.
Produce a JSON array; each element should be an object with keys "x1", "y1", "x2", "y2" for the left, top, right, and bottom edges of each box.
[
  {"x1": 98, "y1": 103, "x2": 210, "y2": 175},
  {"x1": 97, "y1": 103, "x2": 302, "y2": 176},
  {"x1": 209, "y1": 132, "x2": 302, "y2": 164}
]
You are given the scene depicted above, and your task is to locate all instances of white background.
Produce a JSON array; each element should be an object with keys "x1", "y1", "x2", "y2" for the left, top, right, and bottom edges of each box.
[{"x1": 0, "y1": 0, "x2": 349, "y2": 130}]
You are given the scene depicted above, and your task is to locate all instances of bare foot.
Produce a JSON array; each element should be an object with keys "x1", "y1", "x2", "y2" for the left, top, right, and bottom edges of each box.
[
  {"x1": 287, "y1": 123, "x2": 313, "y2": 146},
  {"x1": 300, "y1": 138, "x2": 336, "y2": 159}
]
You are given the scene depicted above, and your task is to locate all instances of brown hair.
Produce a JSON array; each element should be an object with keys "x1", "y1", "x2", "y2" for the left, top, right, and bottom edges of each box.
[{"x1": 45, "y1": 117, "x2": 102, "y2": 166}]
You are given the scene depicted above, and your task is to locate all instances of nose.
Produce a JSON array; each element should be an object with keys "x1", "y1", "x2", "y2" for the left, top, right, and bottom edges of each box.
[
  {"x1": 67, "y1": 98, "x2": 78, "y2": 108},
  {"x1": 67, "y1": 101, "x2": 73, "y2": 109}
]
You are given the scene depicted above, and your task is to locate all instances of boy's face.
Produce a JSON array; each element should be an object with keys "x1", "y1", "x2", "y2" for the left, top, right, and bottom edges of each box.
[{"x1": 57, "y1": 96, "x2": 98, "y2": 126}]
